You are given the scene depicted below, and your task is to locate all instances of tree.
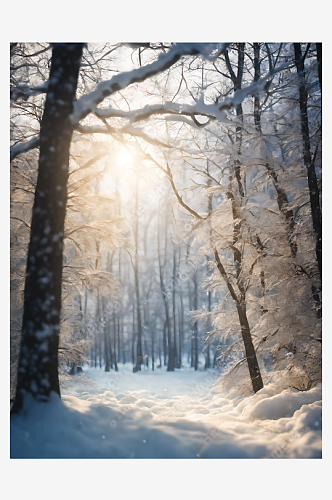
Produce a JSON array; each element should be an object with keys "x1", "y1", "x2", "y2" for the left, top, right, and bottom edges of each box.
[
  {"x1": 11, "y1": 43, "x2": 83, "y2": 412},
  {"x1": 294, "y1": 43, "x2": 322, "y2": 282}
]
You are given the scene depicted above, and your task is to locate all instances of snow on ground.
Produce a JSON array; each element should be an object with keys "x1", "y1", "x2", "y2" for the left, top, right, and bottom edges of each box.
[{"x1": 10, "y1": 362, "x2": 322, "y2": 458}]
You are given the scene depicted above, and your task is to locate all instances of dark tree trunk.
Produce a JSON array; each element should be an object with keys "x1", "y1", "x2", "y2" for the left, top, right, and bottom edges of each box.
[
  {"x1": 94, "y1": 335, "x2": 97, "y2": 368},
  {"x1": 225, "y1": 43, "x2": 245, "y2": 197},
  {"x1": 213, "y1": 249, "x2": 263, "y2": 393},
  {"x1": 253, "y1": 43, "x2": 261, "y2": 133},
  {"x1": 134, "y1": 180, "x2": 143, "y2": 371},
  {"x1": 166, "y1": 312, "x2": 175, "y2": 372},
  {"x1": 157, "y1": 203, "x2": 174, "y2": 371},
  {"x1": 253, "y1": 44, "x2": 297, "y2": 258},
  {"x1": 113, "y1": 318, "x2": 118, "y2": 371},
  {"x1": 193, "y1": 270, "x2": 198, "y2": 371},
  {"x1": 173, "y1": 248, "x2": 179, "y2": 368},
  {"x1": 236, "y1": 303, "x2": 264, "y2": 393},
  {"x1": 108, "y1": 329, "x2": 113, "y2": 369},
  {"x1": 11, "y1": 44, "x2": 83, "y2": 413},
  {"x1": 205, "y1": 288, "x2": 211, "y2": 369},
  {"x1": 132, "y1": 335, "x2": 135, "y2": 367},
  {"x1": 188, "y1": 280, "x2": 194, "y2": 368},
  {"x1": 151, "y1": 325, "x2": 154, "y2": 371},
  {"x1": 178, "y1": 289, "x2": 184, "y2": 368},
  {"x1": 104, "y1": 327, "x2": 110, "y2": 372},
  {"x1": 103, "y1": 297, "x2": 110, "y2": 372},
  {"x1": 163, "y1": 320, "x2": 167, "y2": 366},
  {"x1": 132, "y1": 295, "x2": 136, "y2": 367},
  {"x1": 158, "y1": 326, "x2": 162, "y2": 368},
  {"x1": 77, "y1": 294, "x2": 84, "y2": 373},
  {"x1": 294, "y1": 43, "x2": 322, "y2": 281},
  {"x1": 316, "y1": 43, "x2": 322, "y2": 93},
  {"x1": 205, "y1": 165, "x2": 212, "y2": 370}
]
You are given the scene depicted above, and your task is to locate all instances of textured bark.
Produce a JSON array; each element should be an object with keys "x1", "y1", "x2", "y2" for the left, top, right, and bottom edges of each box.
[
  {"x1": 213, "y1": 249, "x2": 263, "y2": 393},
  {"x1": 173, "y1": 248, "x2": 179, "y2": 368},
  {"x1": 133, "y1": 180, "x2": 143, "y2": 372},
  {"x1": 157, "y1": 204, "x2": 174, "y2": 371},
  {"x1": 294, "y1": 43, "x2": 322, "y2": 280},
  {"x1": 316, "y1": 43, "x2": 322, "y2": 93},
  {"x1": 236, "y1": 304, "x2": 264, "y2": 393},
  {"x1": 225, "y1": 43, "x2": 245, "y2": 197},
  {"x1": 178, "y1": 292, "x2": 184, "y2": 368},
  {"x1": 254, "y1": 43, "x2": 297, "y2": 258},
  {"x1": 253, "y1": 43, "x2": 261, "y2": 132},
  {"x1": 205, "y1": 284, "x2": 211, "y2": 369},
  {"x1": 103, "y1": 297, "x2": 110, "y2": 372},
  {"x1": 163, "y1": 320, "x2": 167, "y2": 366},
  {"x1": 113, "y1": 318, "x2": 118, "y2": 371},
  {"x1": 11, "y1": 44, "x2": 83, "y2": 413},
  {"x1": 193, "y1": 270, "x2": 198, "y2": 371}
]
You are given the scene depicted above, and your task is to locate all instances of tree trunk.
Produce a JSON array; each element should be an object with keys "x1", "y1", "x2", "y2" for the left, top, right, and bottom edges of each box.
[
  {"x1": 11, "y1": 44, "x2": 83, "y2": 413},
  {"x1": 236, "y1": 303, "x2": 264, "y2": 393},
  {"x1": 225, "y1": 43, "x2": 245, "y2": 197},
  {"x1": 134, "y1": 179, "x2": 143, "y2": 371},
  {"x1": 253, "y1": 43, "x2": 261, "y2": 133},
  {"x1": 205, "y1": 163, "x2": 212, "y2": 370},
  {"x1": 316, "y1": 43, "x2": 322, "y2": 93},
  {"x1": 213, "y1": 249, "x2": 263, "y2": 393},
  {"x1": 103, "y1": 297, "x2": 110, "y2": 372},
  {"x1": 113, "y1": 318, "x2": 118, "y2": 371},
  {"x1": 294, "y1": 43, "x2": 322, "y2": 281},
  {"x1": 173, "y1": 247, "x2": 179, "y2": 367},
  {"x1": 157, "y1": 202, "x2": 174, "y2": 371},
  {"x1": 193, "y1": 269, "x2": 198, "y2": 371},
  {"x1": 253, "y1": 44, "x2": 297, "y2": 258},
  {"x1": 205, "y1": 287, "x2": 211, "y2": 369},
  {"x1": 178, "y1": 290, "x2": 184, "y2": 368},
  {"x1": 163, "y1": 320, "x2": 167, "y2": 366},
  {"x1": 151, "y1": 323, "x2": 154, "y2": 371}
]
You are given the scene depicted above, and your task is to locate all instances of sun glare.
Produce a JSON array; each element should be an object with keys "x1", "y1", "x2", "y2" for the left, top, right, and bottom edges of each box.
[{"x1": 117, "y1": 148, "x2": 133, "y2": 167}]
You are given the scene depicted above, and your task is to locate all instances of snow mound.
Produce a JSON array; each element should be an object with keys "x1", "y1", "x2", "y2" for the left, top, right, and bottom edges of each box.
[
  {"x1": 11, "y1": 365, "x2": 322, "y2": 458},
  {"x1": 242, "y1": 386, "x2": 321, "y2": 420}
]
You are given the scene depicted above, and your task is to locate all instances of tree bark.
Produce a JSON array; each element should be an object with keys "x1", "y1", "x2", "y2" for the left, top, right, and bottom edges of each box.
[
  {"x1": 316, "y1": 43, "x2": 322, "y2": 93},
  {"x1": 213, "y1": 249, "x2": 263, "y2": 392},
  {"x1": 11, "y1": 43, "x2": 83, "y2": 413},
  {"x1": 103, "y1": 297, "x2": 110, "y2": 372},
  {"x1": 236, "y1": 303, "x2": 264, "y2": 393},
  {"x1": 193, "y1": 269, "x2": 198, "y2": 371},
  {"x1": 133, "y1": 179, "x2": 143, "y2": 371},
  {"x1": 173, "y1": 247, "x2": 179, "y2": 367},
  {"x1": 225, "y1": 43, "x2": 245, "y2": 197},
  {"x1": 294, "y1": 43, "x2": 322, "y2": 280},
  {"x1": 157, "y1": 202, "x2": 174, "y2": 371},
  {"x1": 254, "y1": 43, "x2": 297, "y2": 258}
]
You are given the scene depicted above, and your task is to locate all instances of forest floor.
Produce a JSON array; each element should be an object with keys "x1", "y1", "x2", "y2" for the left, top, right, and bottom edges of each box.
[{"x1": 10, "y1": 362, "x2": 322, "y2": 458}]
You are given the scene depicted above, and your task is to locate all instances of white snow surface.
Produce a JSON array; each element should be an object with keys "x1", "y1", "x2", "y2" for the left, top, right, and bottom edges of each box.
[{"x1": 11, "y1": 364, "x2": 322, "y2": 459}]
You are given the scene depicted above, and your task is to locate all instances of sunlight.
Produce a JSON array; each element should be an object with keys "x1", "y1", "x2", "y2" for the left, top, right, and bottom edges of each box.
[{"x1": 117, "y1": 147, "x2": 133, "y2": 167}]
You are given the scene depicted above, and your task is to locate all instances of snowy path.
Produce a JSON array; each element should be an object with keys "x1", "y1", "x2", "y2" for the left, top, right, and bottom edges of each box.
[{"x1": 11, "y1": 364, "x2": 322, "y2": 458}]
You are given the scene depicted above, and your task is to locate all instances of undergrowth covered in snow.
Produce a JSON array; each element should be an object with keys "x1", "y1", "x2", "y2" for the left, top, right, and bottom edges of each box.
[{"x1": 10, "y1": 364, "x2": 321, "y2": 459}]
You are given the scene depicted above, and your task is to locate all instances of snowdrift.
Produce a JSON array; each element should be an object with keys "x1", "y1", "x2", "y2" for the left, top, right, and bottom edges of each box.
[{"x1": 11, "y1": 366, "x2": 321, "y2": 458}]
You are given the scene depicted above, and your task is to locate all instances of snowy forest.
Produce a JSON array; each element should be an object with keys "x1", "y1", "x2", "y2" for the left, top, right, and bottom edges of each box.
[{"x1": 10, "y1": 42, "x2": 322, "y2": 460}]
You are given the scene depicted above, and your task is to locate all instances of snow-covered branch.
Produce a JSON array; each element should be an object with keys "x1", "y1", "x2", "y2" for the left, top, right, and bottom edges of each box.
[
  {"x1": 92, "y1": 60, "x2": 292, "y2": 131},
  {"x1": 9, "y1": 47, "x2": 290, "y2": 161},
  {"x1": 76, "y1": 124, "x2": 173, "y2": 149},
  {"x1": 10, "y1": 82, "x2": 49, "y2": 102},
  {"x1": 10, "y1": 136, "x2": 40, "y2": 161},
  {"x1": 95, "y1": 100, "x2": 222, "y2": 124},
  {"x1": 218, "y1": 60, "x2": 292, "y2": 112},
  {"x1": 70, "y1": 43, "x2": 228, "y2": 125}
]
